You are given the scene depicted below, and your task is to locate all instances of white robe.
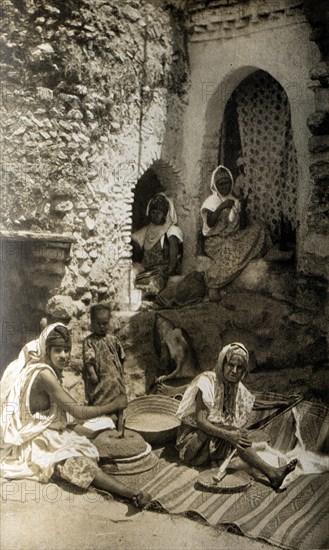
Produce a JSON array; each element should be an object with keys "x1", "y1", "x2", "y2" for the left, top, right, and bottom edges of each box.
[{"x1": 1, "y1": 325, "x2": 99, "y2": 483}]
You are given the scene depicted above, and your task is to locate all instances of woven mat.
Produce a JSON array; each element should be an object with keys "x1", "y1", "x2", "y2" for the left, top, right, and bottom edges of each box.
[{"x1": 112, "y1": 398, "x2": 329, "y2": 549}]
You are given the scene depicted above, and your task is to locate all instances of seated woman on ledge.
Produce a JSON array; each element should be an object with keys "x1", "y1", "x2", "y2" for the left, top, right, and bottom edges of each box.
[
  {"x1": 0, "y1": 323, "x2": 150, "y2": 509},
  {"x1": 201, "y1": 165, "x2": 271, "y2": 301},
  {"x1": 176, "y1": 343, "x2": 297, "y2": 490},
  {"x1": 132, "y1": 193, "x2": 183, "y2": 297}
]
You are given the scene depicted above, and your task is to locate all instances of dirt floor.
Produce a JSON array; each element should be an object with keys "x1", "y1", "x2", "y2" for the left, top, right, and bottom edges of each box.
[
  {"x1": 1, "y1": 374, "x2": 328, "y2": 550},
  {"x1": 1, "y1": 477, "x2": 272, "y2": 550}
]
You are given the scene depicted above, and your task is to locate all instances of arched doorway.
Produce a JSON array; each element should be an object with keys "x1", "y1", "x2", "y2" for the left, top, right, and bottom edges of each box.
[
  {"x1": 132, "y1": 160, "x2": 181, "y2": 233},
  {"x1": 130, "y1": 160, "x2": 183, "y2": 305},
  {"x1": 220, "y1": 70, "x2": 298, "y2": 243}
]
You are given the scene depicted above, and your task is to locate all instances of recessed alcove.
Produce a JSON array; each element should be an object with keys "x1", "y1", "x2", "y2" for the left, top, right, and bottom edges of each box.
[{"x1": 0, "y1": 231, "x2": 74, "y2": 373}]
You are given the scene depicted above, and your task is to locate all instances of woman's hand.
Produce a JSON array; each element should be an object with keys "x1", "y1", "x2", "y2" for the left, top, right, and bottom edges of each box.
[
  {"x1": 221, "y1": 199, "x2": 235, "y2": 210},
  {"x1": 224, "y1": 428, "x2": 252, "y2": 448}
]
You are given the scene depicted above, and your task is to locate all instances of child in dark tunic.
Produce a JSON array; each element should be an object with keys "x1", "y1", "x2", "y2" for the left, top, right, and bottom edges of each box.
[{"x1": 83, "y1": 305, "x2": 127, "y2": 421}]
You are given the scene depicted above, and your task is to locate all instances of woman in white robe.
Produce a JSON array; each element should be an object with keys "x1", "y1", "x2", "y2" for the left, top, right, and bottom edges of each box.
[
  {"x1": 176, "y1": 342, "x2": 298, "y2": 490},
  {"x1": 201, "y1": 166, "x2": 271, "y2": 300},
  {"x1": 0, "y1": 323, "x2": 150, "y2": 508}
]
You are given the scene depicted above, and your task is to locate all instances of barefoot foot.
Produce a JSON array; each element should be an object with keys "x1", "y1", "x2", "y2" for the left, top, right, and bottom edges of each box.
[
  {"x1": 208, "y1": 288, "x2": 221, "y2": 302},
  {"x1": 269, "y1": 459, "x2": 298, "y2": 490}
]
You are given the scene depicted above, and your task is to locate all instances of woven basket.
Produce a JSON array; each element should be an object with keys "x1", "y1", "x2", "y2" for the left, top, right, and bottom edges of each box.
[
  {"x1": 197, "y1": 469, "x2": 252, "y2": 493},
  {"x1": 125, "y1": 395, "x2": 181, "y2": 445}
]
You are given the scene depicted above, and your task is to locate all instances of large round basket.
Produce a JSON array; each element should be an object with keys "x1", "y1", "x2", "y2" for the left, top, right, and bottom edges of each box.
[{"x1": 125, "y1": 395, "x2": 181, "y2": 445}]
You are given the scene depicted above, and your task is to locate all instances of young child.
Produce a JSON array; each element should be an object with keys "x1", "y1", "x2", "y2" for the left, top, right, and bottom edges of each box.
[{"x1": 83, "y1": 305, "x2": 127, "y2": 424}]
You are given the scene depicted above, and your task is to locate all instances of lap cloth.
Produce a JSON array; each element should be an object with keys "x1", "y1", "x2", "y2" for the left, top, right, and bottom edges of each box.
[
  {"x1": 205, "y1": 222, "x2": 271, "y2": 288},
  {"x1": 155, "y1": 271, "x2": 206, "y2": 308}
]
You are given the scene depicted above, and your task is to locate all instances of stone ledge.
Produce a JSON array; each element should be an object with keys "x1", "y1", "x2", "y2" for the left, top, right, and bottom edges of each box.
[
  {"x1": 0, "y1": 230, "x2": 76, "y2": 243},
  {"x1": 188, "y1": 0, "x2": 306, "y2": 42}
]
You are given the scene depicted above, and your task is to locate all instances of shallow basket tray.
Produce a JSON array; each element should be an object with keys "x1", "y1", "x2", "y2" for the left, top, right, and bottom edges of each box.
[
  {"x1": 197, "y1": 469, "x2": 252, "y2": 493},
  {"x1": 125, "y1": 395, "x2": 181, "y2": 445}
]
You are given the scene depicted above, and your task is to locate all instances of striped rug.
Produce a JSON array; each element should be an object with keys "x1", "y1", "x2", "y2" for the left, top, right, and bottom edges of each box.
[
  {"x1": 140, "y1": 461, "x2": 329, "y2": 549},
  {"x1": 118, "y1": 397, "x2": 329, "y2": 549}
]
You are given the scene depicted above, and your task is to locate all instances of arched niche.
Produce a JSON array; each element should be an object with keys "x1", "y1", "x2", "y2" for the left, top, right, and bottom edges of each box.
[
  {"x1": 129, "y1": 159, "x2": 184, "y2": 299},
  {"x1": 132, "y1": 159, "x2": 182, "y2": 233},
  {"x1": 218, "y1": 69, "x2": 298, "y2": 242}
]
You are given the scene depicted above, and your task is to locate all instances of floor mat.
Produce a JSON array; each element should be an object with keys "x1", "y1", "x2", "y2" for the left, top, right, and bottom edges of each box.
[{"x1": 112, "y1": 397, "x2": 329, "y2": 549}]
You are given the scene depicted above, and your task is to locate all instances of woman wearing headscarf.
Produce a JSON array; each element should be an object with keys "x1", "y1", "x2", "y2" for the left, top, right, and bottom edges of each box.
[
  {"x1": 132, "y1": 193, "x2": 183, "y2": 296},
  {"x1": 0, "y1": 323, "x2": 150, "y2": 508},
  {"x1": 176, "y1": 343, "x2": 297, "y2": 490},
  {"x1": 201, "y1": 166, "x2": 271, "y2": 301}
]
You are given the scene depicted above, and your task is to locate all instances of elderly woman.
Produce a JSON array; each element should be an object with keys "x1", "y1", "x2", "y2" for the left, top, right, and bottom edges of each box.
[
  {"x1": 0, "y1": 323, "x2": 150, "y2": 508},
  {"x1": 201, "y1": 165, "x2": 271, "y2": 301},
  {"x1": 176, "y1": 343, "x2": 297, "y2": 490},
  {"x1": 132, "y1": 193, "x2": 183, "y2": 296}
]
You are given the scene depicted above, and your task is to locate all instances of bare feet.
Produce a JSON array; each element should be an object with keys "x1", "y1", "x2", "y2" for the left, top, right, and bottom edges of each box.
[
  {"x1": 268, "y1": 459, "x2": 298, "y2": 490},
  {"x1": 133, "y1": 492, "x2": 152, "y2": 510}
]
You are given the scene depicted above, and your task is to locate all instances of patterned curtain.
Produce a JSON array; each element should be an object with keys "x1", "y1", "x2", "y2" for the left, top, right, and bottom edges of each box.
[{"x1": 235, "y1": 71, "x2": 298, "y2": 238}]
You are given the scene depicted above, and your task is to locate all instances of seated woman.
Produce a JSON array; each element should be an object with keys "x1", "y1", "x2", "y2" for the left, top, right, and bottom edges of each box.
[
  {"x1": 132, "y1": 193, "x2": 183, "y2": 297},
  {"x1": 176, "y1": 342, "x2": 298, "y2": 490},
  {"x1": 201, "y1": 165, "x2": 271, "y2": 301},
  {"x1": 0, "y1": 323, "x2": 150, "y2": 508}
]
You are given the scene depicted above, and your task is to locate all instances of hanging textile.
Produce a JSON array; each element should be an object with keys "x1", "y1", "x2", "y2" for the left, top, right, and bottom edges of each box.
[{"x1": 235, "y1": 71, "x2": 298, "y2": 238}]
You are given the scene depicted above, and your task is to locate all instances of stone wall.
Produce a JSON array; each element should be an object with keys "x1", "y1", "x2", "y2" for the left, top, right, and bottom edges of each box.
[
  {"x1": 1, "y1": 0, "x2": 327, "y2": 390},
  {"x1": 303, "y1": 0, "x2": 329, "y2": 281},
  {"x1": 1, "y1": 0, "x2": 190, "y2": 364}
]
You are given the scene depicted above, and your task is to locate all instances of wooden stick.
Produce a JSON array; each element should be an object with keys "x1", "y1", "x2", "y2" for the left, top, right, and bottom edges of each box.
[
  {"x1": 119, "y1": 419, "x2": 126, "y2": 439},
  {"x1": 213, "y1": 448, "x2": 236, "y2": 482},
  {"x1": 248, "y1": 394, "x2": 304, "y2": 431},
  {"x1": 117, "y1": 409, "x2": 124, "y2": 433}
]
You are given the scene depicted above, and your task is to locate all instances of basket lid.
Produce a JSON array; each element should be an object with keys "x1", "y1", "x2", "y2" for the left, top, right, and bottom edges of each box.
[{"x1": 197, "y1": 469, "x2": 252, "y2": 493}]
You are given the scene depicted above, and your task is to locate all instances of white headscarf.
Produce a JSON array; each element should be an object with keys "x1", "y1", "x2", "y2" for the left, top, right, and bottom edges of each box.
[
  {"x1": 132, "y1": 192, "x2": 183, "y2": 250},
  {"x1": 201, "y1": 165, "x2": 240, "y2": 237},
  {"x1": 145, "y1": 192, "x2": 178, "y2": 224},
  {"x1": 0, "y1": 323, "x2": 67, "y2": 405},
  {"x1": 215, "y1": 342, "x2": 249, "y2": 422},
  {"x1": 216, "y1": 342, "x2": 249, "y2": 378},
  {"x1": 176, "y1": 342, "x2": 254, "y2": 427},
  {"x1": 0, "y1": 323, "x2": 70, "y2": 447}
]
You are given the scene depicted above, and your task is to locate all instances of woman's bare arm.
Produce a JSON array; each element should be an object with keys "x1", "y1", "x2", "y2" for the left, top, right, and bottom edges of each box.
[
  {"x1": 38, "y1": 370, "x2": 127, "y2": 421},
  {"x1": 166, "y1": 235, "x2": 180, "y2": 275},
  {"x1": 205, "y1": 200, "x2": 235, "y2": 228},
  {"x1": 195, "y1": 391, "x2": 251, "y2": 447}
]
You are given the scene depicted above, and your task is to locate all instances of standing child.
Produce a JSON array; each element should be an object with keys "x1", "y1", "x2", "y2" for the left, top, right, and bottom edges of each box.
[{"x1": 83, "y1": 305, "x2": 127, "y2": 424}]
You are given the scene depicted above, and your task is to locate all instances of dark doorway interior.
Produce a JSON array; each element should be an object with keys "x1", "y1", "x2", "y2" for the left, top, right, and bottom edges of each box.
[
  {"x1": 132, "y1": 168, "x2": 165, "y2": 233},
  {"x1": 219, "y1": 91, "x2": 242, "y2": 183},
  {"x1": 0, "y1": 235, "x2": 72, "y2": 375}
]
